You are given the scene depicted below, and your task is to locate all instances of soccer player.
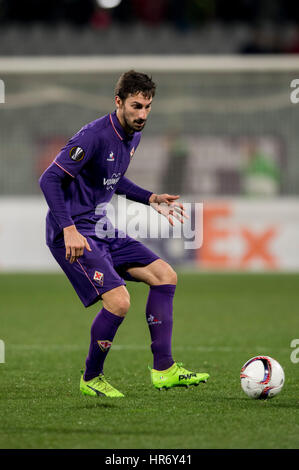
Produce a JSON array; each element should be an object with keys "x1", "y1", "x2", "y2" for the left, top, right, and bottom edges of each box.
[{"x1": 39, "y1": 70, "x2": 209, "y2": 397}]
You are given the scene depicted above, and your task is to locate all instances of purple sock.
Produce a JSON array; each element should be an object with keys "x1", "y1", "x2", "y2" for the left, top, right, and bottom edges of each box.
[
  {"x1": 146, "y1": 284, "x2": 176, "y2": 371},
  {"x1": 84, "y1": 307, "x2": 124, "y2": 381}
]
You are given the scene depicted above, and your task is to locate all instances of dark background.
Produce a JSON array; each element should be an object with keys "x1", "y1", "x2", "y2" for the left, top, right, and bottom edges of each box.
[{"x1": 1, "y1": 0, "x2": 299, "y2": 55}]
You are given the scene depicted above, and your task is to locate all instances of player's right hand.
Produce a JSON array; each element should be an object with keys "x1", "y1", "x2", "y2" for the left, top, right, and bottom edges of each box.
[{"x1": 63, "y1": 225, "x2": 92, "y2": 264}]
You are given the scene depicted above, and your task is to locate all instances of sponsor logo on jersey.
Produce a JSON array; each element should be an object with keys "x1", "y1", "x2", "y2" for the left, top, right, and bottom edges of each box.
[
  {"x1": 97, "y1": 340, "x2": 112, "y2": 352},
  {"x1": 103, "y1": 172, "x2": 121, "y2": 190},
  {"x1": 107, "y1": 151, "x2": 115, "y2": 161},
  {"x1": 93, "y1": 270, "x2": 104, "y2": 285},
  {"x1": 130, "y1": 147, "x2": 135, "y2": 158},
  {"x1": 70, "y1": 146, "x2": 85, "y2": 161},
  {"x1": 147, "y1": 314, "x2": 162, "y2": 325}
]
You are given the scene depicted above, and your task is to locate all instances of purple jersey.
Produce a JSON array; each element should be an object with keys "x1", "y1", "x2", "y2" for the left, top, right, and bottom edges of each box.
[{"x1": 39, "y1": 111, "x2": 153, "y2": 247}]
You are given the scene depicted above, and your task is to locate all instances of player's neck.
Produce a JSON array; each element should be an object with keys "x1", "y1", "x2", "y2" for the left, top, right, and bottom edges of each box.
[{"x1": 116, "y1": 110, "x2": 134, "y2": 136}]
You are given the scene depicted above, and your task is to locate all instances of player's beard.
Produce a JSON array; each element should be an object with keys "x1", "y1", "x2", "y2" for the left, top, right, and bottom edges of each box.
[{"x1": 123, "y1": 112, "x2": 146, "y2": 134}]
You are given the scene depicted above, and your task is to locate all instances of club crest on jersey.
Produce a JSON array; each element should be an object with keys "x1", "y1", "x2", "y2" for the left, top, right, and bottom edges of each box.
[
  {"x1": 97, "y1": 340, "x2": 112, "y2": 352},
  {"x1": 93, "y1": 271, "x2": 104, "y2": 286},
  {"x1": 69, "y1": 146, "x2": 85, "y2": 161},
  {"x1": 147, "y1": 314, "x2": 162, "y2": 326},
  {"x1": 130, "y1": 147, "x2": 135, "y2": 158},
  {"x1": 107, "y1": 151, "x2": 115, "y2": 162}
]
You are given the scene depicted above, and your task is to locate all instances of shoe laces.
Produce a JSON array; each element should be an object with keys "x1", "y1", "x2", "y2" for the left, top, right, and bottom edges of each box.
[
  {"x1": 97, "y1": 374, "x2": 116, "y2": 393},
  {"x1": 175, "y1": 362, "x2": 190, "y2": 374}
]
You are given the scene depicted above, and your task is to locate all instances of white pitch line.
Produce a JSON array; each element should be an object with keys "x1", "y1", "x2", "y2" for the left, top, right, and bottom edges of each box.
[{"x1": 7, "y1": 344, "x2": 289, "y2": 353}]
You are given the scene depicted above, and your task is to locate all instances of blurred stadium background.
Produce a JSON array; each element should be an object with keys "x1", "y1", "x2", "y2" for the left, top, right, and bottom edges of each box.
[{"x1": 1, "y1": 0, "x2": 299, "y2": 272}]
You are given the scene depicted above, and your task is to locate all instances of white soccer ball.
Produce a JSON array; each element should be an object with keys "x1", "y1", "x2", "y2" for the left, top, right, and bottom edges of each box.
[{"x1": 240, "y1": 356, "x2": 285, "y2": 399}]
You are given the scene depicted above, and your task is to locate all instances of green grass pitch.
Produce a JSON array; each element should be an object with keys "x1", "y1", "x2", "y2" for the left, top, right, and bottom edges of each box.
[{"x1": 0, "y1": 272, "x2": 299, "y2": 449}]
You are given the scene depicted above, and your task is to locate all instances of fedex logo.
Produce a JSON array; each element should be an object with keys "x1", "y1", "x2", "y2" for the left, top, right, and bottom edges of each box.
[{"x1": 198, "y1": 202, "x2": 278, "y2": 270}]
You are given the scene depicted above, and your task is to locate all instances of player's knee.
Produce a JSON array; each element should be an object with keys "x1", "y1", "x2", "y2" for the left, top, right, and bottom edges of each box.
[
  {"x1": 164, "y1": 265, "x2": 178, "y2": 285},
  {"x1": 155, "y1": 262, "x2": 178, "y2": 285},
  {"x1": 116, "y1": 296, "x2": 130, "y2": 317},
  {"x1": 110, "y1": 296, "x2": 130, "y2": 317},
  {"x1": 102, "y1": 287, "x2": 130, "y2": 317}
]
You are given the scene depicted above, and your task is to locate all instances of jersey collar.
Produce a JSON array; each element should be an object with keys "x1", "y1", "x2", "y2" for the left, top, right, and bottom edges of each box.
[{"x1": 110, "y1": 110, "x2": 135, "y2": 141}]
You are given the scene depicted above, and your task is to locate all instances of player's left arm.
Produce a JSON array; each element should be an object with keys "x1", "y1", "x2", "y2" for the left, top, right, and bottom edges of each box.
[
  {"x1": 115, "y1": 176, "x2": 188, "y2": 226},
  {"x1": 115, "y1": 176, "x2": 153, "y2": 205}
]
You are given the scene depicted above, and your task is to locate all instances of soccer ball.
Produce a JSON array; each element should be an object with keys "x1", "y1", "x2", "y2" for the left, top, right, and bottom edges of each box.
[{"x1": 240, "y1": 356, "x2": 285, "y2": 399}]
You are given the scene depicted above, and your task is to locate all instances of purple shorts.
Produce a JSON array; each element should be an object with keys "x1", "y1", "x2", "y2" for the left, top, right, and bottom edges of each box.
[{"x1": 49, "y1": 232, "x2": 160, "y2": 308}]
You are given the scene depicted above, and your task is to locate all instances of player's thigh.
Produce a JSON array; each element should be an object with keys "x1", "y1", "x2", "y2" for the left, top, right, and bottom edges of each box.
[
  {"x1": 102, "y1": 285, "x2": 130, "y2": 317},
  {"x1": 127, "y1": 258, "x2": 177, "y2": 286},
  {"x1": 49, "y1": 239, "x2": 126, "y2": 308}
]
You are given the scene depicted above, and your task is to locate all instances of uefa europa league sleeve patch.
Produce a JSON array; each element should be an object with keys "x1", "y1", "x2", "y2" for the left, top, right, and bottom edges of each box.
[{"x1": 70, "y1": 146, "x2": 85, "y2": 161}]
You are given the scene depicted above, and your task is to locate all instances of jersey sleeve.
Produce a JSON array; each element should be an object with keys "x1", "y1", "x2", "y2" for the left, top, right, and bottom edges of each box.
[
  {"x1": 53, "y1": 128, "x2": 96, "y2": 178},
  {"x1": 39, "y1": 128, "x2": 96, "y2": 230},
  {"x1": 39, "y1": 164, "x2": 75, "y2": 230},
  {"x1": 115, "y1": 176, "x2": 153, "y2": 205}
]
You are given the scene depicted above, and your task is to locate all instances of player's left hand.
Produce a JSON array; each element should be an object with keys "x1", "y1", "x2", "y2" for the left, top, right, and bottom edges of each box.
[{"x1": 149, "y1": 193, "x2": 189, "y2": 226}]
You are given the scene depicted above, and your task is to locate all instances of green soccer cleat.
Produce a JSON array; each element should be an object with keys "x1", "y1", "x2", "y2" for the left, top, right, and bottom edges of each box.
[
  {"x1": 80, "y1": 370, "x2": 125, "y2": 398},
  {"x1": 150, "y1": 362, "x2": 210, "y2": 390}
]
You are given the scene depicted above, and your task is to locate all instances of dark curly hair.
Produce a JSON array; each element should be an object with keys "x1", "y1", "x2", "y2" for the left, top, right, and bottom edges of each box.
[{"x1": 114, "y1": 70, "x2": 156, "y2": 101}]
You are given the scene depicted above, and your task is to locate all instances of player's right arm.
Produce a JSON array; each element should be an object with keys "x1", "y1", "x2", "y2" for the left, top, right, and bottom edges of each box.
[
  {"x1": 63, "y1": 224, "x2": 91, "y2": 264},
  {"x1": 39, "y1": 129, "x2": 94, "y2": 262}
]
